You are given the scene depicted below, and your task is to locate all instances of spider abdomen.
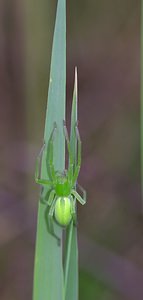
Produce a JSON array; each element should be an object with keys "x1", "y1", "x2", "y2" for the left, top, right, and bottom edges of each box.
[{"x1": 54, "y1": 197, "x2": 72, "y2": 227}]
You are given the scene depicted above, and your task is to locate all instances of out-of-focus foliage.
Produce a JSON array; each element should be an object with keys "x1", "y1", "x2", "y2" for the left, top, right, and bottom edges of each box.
[
  {"x1": 79, "y1": 270, "x2": 123, "y2": 300},
  {"x1": 0, "y1": 0, "x2": 140, "y2": 299}
]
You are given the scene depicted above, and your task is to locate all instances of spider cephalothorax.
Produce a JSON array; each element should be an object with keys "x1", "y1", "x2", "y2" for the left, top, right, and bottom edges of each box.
[
  {"x1": 35, "y1": 121, "x2": 86, "y2": 241},
  {"x1": 55, "y1": 173, "x2": 71, "y2": 196}
]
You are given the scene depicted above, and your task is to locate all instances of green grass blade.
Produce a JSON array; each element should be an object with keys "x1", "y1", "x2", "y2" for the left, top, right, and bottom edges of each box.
[
  {"x1": 64, "y1": 224, "x2": 78, "y2": 300},
  {"x1": 64, "y1": 220, "x2": 74, "y2": 293},
  {"x1": 33, "y1": 0, "x2": 66, "y2": 299},
  {"x1": 70, "y1": 67, "x2": 78, "y2": 159},
  {"x1": 64, "y1": 68, "x2": 78, "y2": 300}
]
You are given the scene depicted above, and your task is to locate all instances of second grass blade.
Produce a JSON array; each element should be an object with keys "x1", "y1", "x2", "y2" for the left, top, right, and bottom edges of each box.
[{"x1": 64, "y1": 69, "x2": 78, "y2": 300}]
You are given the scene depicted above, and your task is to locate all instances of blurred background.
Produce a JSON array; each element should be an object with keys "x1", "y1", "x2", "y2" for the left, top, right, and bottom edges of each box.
[{"x1": 0, "y1": 0, "x2": 140, "y2": 299}]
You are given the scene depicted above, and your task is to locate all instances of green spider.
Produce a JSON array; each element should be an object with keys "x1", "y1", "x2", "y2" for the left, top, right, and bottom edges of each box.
[{"x1": 35, "y1": 120, "x2": 86, "y2": 242}]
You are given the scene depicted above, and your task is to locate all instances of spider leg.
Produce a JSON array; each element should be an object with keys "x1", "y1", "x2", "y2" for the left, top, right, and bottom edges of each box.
[
  {"x1": 35, "y1": 143, "x2": 52, "y2": 186},
  {"x1": 47, "y1": 189, "x2": 56, "y2": 206},
  {"x1": 42, "y1": 191, "x2": 60, "y2": 244},
  {"x1": 72, "y1": 121, "x2": 81, "y2": 185},
  {"x1": 77, "y1": 183, "x2": 86, "y2": 204},
  {"x1": 63, "y1": 120, "x2": 73, "y2": 182},
  {"x1": 71, "y1": 189, "x2": 86, "y2": 205},
  {"x1": 70, "y1": 196, "x2": 77, "y2": 226},
  {"x1": 48, "y1": 197, "x2": 61, "y2": 245},
  {"x1": 40, "y1": 188, "x2": 56, "y2": 205},
  {"x1": 46, "y1": 122, "x2": 57, "y2": 183},
  {"x1": 39, "y1": 186, "x2": 47, "y2": 204}
]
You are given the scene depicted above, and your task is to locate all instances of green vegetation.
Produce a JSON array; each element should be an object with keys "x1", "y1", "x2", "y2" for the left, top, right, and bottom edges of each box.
[
  {"x1": 33, "y1": 0, "x2": 65, "y2": 299},
  {"x1": 79, "y1": 270, "x2": 121, "y2": 300},
  {"x1": 33, "y1": 1, "x2": 80, "y2": 299}
]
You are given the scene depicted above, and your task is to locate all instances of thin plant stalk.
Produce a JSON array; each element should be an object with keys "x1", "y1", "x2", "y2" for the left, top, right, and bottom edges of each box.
[{"x1": 64, "y1": 68, "x2": 79, "y2": 300}]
